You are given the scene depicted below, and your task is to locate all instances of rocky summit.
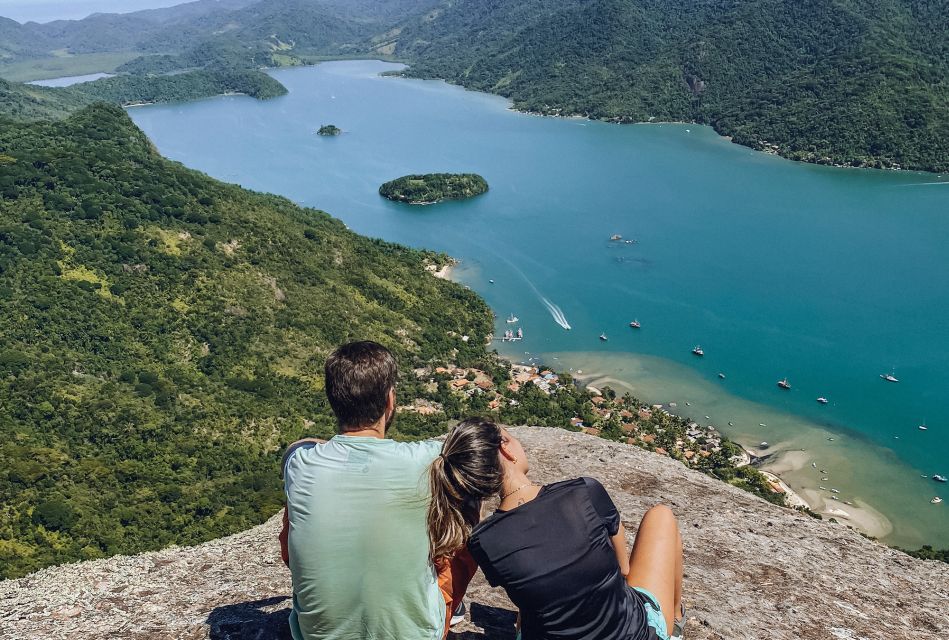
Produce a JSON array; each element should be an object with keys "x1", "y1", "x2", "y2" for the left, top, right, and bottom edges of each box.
[{"x1": 1, "y1": 427, "x2": 947, "y2": 640}]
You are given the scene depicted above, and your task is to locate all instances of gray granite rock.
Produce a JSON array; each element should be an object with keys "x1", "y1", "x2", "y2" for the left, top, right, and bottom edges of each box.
[{"x1": 1, "y1": 427, "x2": 946, "y2": 639}]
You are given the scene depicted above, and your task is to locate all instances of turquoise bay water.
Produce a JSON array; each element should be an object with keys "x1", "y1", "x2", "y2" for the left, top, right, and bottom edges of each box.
[{"x1": 128, "y1": 61, "x2": 949, "y2": 547}]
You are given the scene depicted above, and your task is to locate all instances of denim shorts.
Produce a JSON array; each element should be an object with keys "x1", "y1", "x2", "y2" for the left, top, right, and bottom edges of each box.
[
  {"x1": 629, "y1": 586, "x2": 669, "y2": 640},
  {"x1": 513, "y1": 586, "x2": 669, "y2": 640}
]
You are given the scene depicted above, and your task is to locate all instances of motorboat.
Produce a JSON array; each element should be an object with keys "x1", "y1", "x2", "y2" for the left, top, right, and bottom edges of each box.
[
  {"x1": 629, "y1": 319, "x2": 641, "y2": 329},
  {"x1": 610, "y1": 234, "x2": 623, "y2": 241},
  {"x1": 880, "y1": 373, "x2": 899, "y2": 383},
  {"x1": 599, "y1": 333, "x2": 608, "y2": 341},
  {"x1": 777, "y1": 378, "x2": 791, "y2": 390},
  {"x1": 759, "y1": 441, "x2": 768, "y2": 448},
  {"x1": 692, "y1": 345, "x2": 704, "y2": 357},
  {"x1": 932, "y1": 497, "x2": 943, "y2": 504},
  {"x1": 817, "y1": 397, "x2": 828, "y2": 404},
  {"x1": 718, "y1": 373, "x2": 726, "y2": 379},
  {"x1": 933, "y1": 474, "x2": 947, "y2": 483},
  {"x1": 918, "y1": 424, "x2": 928, "y2": 431}
]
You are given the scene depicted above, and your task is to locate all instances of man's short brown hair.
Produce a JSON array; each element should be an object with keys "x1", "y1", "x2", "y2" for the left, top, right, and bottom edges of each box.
[{"x1": 324, "y1": 341, "x2": 398, "y2": 432}]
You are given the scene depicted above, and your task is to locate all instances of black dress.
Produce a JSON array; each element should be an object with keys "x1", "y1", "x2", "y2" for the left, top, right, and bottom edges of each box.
[{"x1": 467, "y1": 477, "x2": 655, "y2": 640}]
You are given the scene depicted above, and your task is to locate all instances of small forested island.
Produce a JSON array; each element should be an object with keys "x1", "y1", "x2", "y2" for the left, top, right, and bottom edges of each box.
[
  {"x1": 317, "y1": 124, "x2": 341, "y2": 136},
  {"x1": 379, "y1": 173, "x2": 488, "y2": 205}
]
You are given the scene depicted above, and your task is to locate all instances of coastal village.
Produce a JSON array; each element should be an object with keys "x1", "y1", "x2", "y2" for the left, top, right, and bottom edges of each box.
[{"x1": 398, "y1": 360, "x2": 790, "y2": 505}]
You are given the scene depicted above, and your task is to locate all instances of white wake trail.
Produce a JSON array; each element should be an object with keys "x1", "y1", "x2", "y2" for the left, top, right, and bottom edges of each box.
[
  {"x1": 541, "y1": 297, "x2": 572, "y2": 330},
  {"x1": 472, "y1": 243, "x2": 573, "y2": 331}
]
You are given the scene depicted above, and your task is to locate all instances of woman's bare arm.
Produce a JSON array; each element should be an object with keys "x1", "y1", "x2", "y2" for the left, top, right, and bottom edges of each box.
[{"x1": 610, "y1": 521, "x2": 630, "y2": 576}]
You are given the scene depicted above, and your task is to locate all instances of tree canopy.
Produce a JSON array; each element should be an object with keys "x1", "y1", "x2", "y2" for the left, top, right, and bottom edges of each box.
[{"x1": 379, "y1": 173, "x2": 489, "y2": 204}]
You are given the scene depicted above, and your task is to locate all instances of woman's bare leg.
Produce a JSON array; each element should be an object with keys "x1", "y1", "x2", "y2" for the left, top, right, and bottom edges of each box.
[{"x1": 625, "y1": 505, "x2": 683, "y2": 632}]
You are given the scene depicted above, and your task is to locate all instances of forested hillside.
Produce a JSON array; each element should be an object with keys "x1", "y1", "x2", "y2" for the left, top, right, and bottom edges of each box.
[
  {"x1": 0, "y1": 104, "x2": 493, "y2": 578},
  {"x1": 0, "y1": 67, "x2": 285, "y2": 120},
  {"x1": 0, "y1": 78, "x2": 92, "y2": 120},
  {"x1": 393, "y1": 0, "x2": 949, "y2": 172}
]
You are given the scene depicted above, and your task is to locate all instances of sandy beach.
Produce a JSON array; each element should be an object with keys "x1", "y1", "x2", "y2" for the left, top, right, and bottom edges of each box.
[
  {"x1": 521, "y1": 352, "x2": 924, "y2": 544},
  {"x1": 426, "y1": 261, "x2": 456, "y2": 280}
]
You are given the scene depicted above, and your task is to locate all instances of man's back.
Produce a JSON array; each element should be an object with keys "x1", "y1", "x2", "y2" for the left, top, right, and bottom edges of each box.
[{"x1": 284, "y1": 435, "x2": 444, "y2": 640}]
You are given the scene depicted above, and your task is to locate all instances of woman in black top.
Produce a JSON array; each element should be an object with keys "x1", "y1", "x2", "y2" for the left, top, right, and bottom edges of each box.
[{"x1": 428, "y1": 418, "x2": 684, "y2": 640}]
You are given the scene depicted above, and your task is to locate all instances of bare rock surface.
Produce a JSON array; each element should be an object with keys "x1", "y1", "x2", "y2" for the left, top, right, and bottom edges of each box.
[{"x1": 2, "y1": 427, "x2": 947, "y2": 640}]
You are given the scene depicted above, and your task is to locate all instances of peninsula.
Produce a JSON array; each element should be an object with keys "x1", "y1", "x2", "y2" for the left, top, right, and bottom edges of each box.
[{"x1": 379, "y1": 173, "x2": 488, "y2": 205}]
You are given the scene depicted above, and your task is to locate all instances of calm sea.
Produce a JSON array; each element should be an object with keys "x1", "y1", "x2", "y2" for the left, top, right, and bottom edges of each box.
[{"x1": 128, "y1": 60, "x2": 949, "y2": 547}]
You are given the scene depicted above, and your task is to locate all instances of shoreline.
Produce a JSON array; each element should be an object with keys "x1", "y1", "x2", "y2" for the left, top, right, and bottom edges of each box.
[
  {"x1": 427, "y1": 261, "x2": 456, "y2": 280},
  {"x1": 20, "y1": 59, "x2": 946, "y2": 174},
  {"x1": 386, "y1": 66, "x2": 941, "y2": 175},
  {"x1": 572, "y1": 365, "x2": 897, "y2": 540},
  {"x1": 536, "y1": 357, "x2": 910, "y2": 543}
]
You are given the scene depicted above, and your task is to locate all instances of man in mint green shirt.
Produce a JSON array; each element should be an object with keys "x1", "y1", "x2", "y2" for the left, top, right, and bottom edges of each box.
[{"x1": 281, "y1": 341, "x2": 470, "y2": 640}]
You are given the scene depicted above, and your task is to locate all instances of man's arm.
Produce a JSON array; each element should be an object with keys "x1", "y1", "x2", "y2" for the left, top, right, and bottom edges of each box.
[
  {"x1": 281, "y1": 437, "x2": 325, "y2": 478},
  {"x1": 280, "y1": 438, "x2": 325, "y2": 567},
  {"x1": 280, "y1": 506, "x2": 290, "y2": 567}
]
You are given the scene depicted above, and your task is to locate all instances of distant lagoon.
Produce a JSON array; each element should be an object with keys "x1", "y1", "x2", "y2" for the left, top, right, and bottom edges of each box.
[
  {"x1": 128, "y1": 60, "x2": 949, "y2": 548},
  {"x1": 27, "y1": 72, "x2": 113, "y2": 87}
]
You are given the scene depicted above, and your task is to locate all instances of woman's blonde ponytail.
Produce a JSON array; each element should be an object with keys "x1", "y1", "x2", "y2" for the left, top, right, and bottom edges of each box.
[{"x1": 427, "y1": 418, "x2": 504, "y2": 559}]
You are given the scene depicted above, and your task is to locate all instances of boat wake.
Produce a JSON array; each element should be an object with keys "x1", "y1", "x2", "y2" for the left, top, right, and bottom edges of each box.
[
  {"x1": 541, "y1": 297, "x2": 572, "y2": 330},
  {"x1": 487, "y1": 247, "x2": 573, "y2": 331}
]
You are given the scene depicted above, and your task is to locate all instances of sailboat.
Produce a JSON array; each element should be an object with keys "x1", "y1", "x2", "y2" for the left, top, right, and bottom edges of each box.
[
  {"x1": 506, "y1": 313, "x2": 519, "y2": 324},
  {"x1": 777, "y1": 378, "x2": 791, "y2": 390}
]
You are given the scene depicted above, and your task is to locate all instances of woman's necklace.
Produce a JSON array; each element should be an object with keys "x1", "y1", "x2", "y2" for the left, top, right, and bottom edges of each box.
[{"x1": 500, "y1": 481, "x2": 534, "y2": 500}]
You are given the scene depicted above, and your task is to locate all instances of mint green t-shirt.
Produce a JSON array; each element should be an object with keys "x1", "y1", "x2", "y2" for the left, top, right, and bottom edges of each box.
[{"x1": 283, "y1": 435, "x2": 444, "y2": 640}]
